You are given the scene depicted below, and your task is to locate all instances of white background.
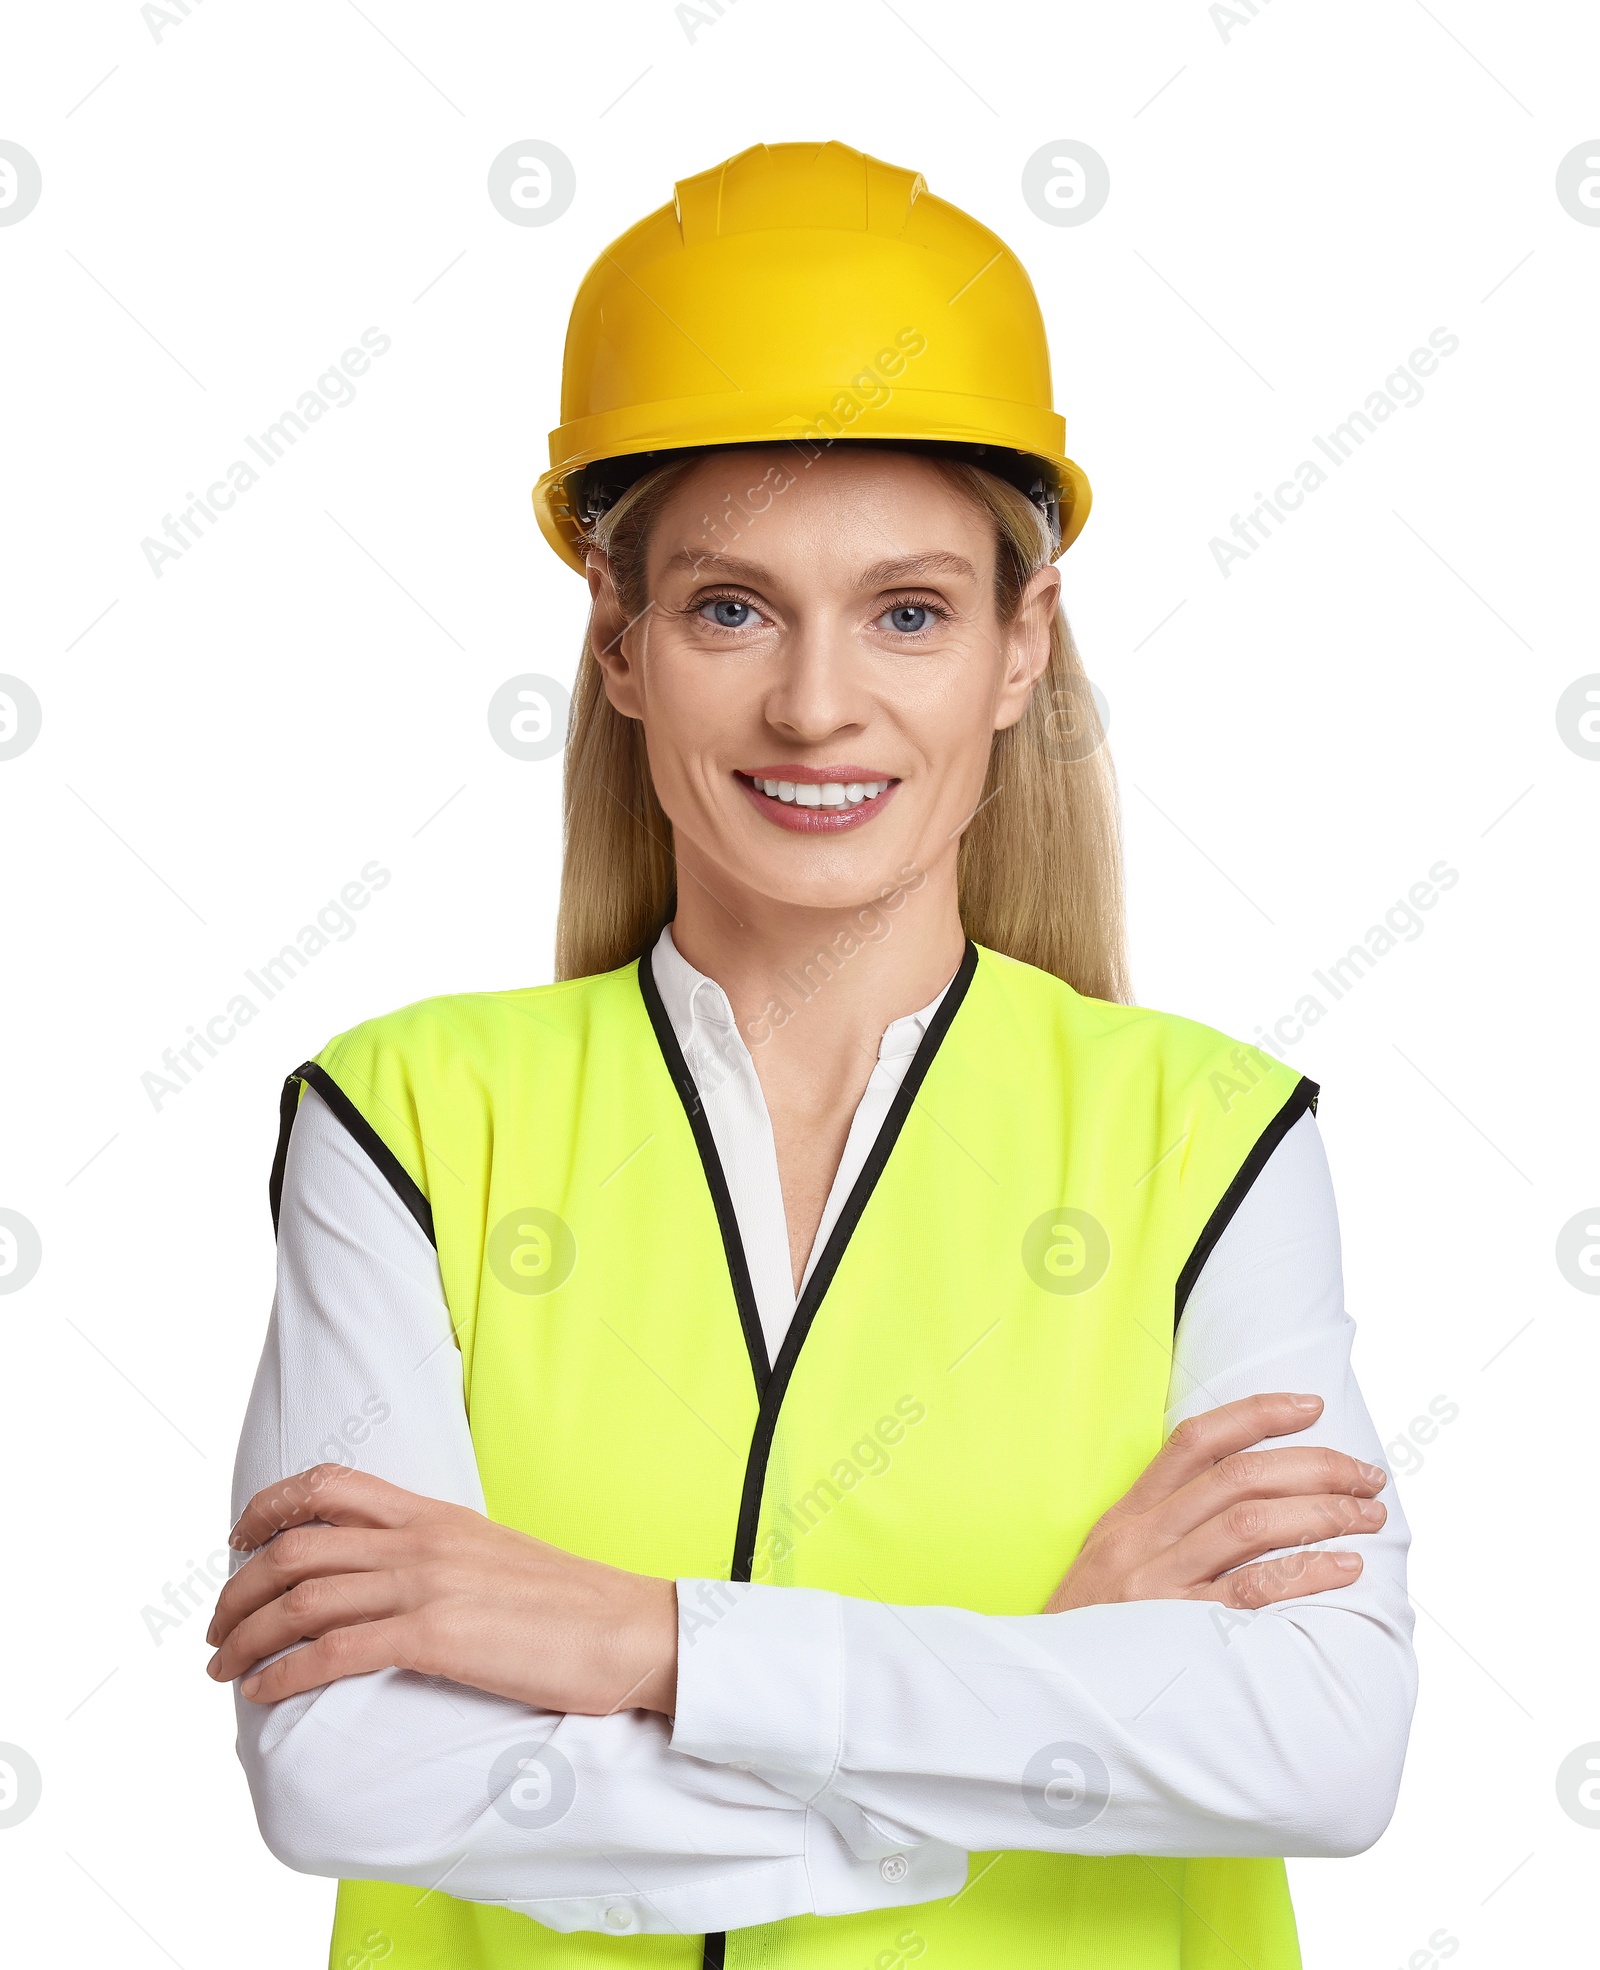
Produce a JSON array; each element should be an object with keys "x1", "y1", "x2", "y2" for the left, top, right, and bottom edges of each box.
[{"x1": 2, "y1": 1, "x2": 1597, "y2": 1963}]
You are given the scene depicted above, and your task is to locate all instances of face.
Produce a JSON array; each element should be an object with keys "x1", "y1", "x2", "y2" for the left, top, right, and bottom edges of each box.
[{"x1": 587, "y1": 446, "x2": 1057, "y2": 917}]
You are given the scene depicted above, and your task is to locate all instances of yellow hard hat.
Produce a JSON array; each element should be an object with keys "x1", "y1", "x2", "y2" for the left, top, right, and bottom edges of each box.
[{"x1": 532, "y1": 140, "x2": 1091, "y2": 572}]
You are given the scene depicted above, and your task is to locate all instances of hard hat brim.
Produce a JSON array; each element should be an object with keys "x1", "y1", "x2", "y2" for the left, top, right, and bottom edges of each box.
[{"x1": 533, "y1": 395, "x2": 1091, "y2": 573}]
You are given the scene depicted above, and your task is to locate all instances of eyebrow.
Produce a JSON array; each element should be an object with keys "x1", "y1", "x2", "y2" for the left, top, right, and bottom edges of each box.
[
  {"x1": 657, "y1": 548, "x2": 978, "y2": 588},
  {"x1": 859, "y1": 552, "x2": 977, "y2": 586}
]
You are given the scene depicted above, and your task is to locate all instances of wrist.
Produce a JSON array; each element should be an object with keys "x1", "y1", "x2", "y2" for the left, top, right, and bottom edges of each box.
[{"x1": 626, "y1": 1574, "x2": 679, "y2": 1714}]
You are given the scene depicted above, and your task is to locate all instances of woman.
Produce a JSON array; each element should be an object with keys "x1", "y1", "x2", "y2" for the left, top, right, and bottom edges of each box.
[{"x1": 211, "y1": 141, "x2": 1414, "y2": 1969}]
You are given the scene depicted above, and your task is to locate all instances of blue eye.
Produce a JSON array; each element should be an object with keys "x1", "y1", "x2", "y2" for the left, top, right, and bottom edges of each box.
[
  {"x1": 700, "y1": 598, "x2": 757, "y2": 628},
  {"x1": 882, "y1": 604, "x2": 932, "y2": 634}
]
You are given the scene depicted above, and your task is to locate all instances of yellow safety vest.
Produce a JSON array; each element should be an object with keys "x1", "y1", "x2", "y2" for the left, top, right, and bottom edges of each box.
[{"x1": 272, "y1": 942, "x2": 1316, "y2": 1969}]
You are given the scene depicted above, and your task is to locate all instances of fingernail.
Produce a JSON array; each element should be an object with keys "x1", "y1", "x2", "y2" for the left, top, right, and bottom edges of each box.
[
  {"x1": 1333, "y1": 1552, "x2": 1361, "y2": 1571},
  {"x1": 205, "y1": 1653, "x2": 221, "y2": 1679},
  {"x1": 1359, "y1": 1462, "x2": 1387, "y2": 1489},
  {"x1": 1289, "y1": 1394, "x2": 1322, "y2": 1412},
  {"x1": 203, "y1": 1623, "x2": 216, "y2": 1646},
  {"x1": 241, "y1": 1674, "x2": 261, "y2": 1698}
]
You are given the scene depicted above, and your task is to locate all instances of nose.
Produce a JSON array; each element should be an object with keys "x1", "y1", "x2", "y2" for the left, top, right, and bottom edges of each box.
[{"x1": 759, "y1": 615, "x2": 871, "y2": 746}]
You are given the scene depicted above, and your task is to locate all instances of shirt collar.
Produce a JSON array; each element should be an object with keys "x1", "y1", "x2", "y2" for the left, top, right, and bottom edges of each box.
[{"x1": 651, "y1": 925, "x2": 956, "y2": 1066}]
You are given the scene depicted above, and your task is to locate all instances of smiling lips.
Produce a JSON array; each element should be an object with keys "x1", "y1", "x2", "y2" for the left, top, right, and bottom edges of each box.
[{"x1": 737, "y1": 766, "x2": 900, "y2": 833}]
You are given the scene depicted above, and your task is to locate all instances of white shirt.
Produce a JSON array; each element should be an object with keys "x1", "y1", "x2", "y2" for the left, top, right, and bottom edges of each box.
[{"x1": 231, "y1": 928, "x2": 1416, "y2": 1937}]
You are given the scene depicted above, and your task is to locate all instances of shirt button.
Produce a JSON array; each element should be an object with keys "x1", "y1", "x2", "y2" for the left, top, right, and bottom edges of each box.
[
  {"x1": 603, "y1": 1905, "x2": 634, "y2": 1932},
  {"x1": 880, "y1": 1855, "x2": 908, "y2": 1884}
]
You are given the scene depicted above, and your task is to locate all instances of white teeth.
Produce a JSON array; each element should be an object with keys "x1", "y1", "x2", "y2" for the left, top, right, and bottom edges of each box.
[{"x1": 751, "y1": 776, "x2": 891, "y2": 806}]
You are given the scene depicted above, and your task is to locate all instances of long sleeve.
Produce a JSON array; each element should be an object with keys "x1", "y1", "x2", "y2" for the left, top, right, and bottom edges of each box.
[
  {"x1": 231, "y1": 1086, "x2": 964, "y2": 1936},
  {"x1": 669, "y1": 1111, "x2": 1417, "y2": 1864}
]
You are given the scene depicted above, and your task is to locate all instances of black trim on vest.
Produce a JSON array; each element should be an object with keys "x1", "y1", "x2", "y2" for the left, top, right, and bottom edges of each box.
[
  {"x1": 642, "y1": 939, "x2": 978, "y2": 1970},
  {"x1": 268, "y1": 1061, "x2": 437, "y2": 1249},
  {"x1": 638, "y1": 952, "x2": 771, "y2": 1391},
  {"x1": 727, "y1": 941, "x2": 979, "y2": 1584},
  {"x1": 268, "y1": 1070, "x2": 302, "y2": 1236},
  {"x1": 1173, "y1": 1072, "x2": 1320, "y2": 1332}
]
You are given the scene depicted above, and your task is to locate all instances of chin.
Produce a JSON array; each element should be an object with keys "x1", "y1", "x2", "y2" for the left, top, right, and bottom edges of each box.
[{"x1": 741, "y1": 844, "x2": 924, "y2": 918}]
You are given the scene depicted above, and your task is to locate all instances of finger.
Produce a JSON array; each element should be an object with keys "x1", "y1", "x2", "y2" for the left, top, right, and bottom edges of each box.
[
  {"x1": 207, "y1": 1525, "x2": 412, "y2": 1645},
  {"x1": 1177, "y1": 1492, "x2": 1387, "y2": 1583},
  {"x1": 229, "y1": 1464, "x2": 436, "y2": 1554},
  {"x1": 236, "y1": 1615, "x2": 429, "y2": 1704},
  {"x1": 1113, "y1": 1394, "x2": 1326, "y2": 1515},
  {"x1": 1193, "y1": 1549, "x2": 1365, "y2": 1610},
  {"x1": 208, "y1": 1568, "x2": 418, "y2": 1684},
  {"x1": 1154, "y1": 1444, "x2": 1387, "y2": 1541}
]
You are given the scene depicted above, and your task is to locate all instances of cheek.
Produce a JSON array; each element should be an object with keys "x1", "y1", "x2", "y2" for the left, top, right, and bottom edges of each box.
[
  {"x1": 895, "y1": 645, "x2": 1006, "y2": 765},
  {"x1": 636, "y1": 640, "x2": 752, "y2": 807}
]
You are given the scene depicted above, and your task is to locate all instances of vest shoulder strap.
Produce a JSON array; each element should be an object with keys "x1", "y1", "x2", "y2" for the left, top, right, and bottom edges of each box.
[
  {"x1": 971, "y1": 948, "x2": 1320, "y2": 1326},
  {"x1": 267, "y1": 964, "x2": 639, "y2": 1238}
]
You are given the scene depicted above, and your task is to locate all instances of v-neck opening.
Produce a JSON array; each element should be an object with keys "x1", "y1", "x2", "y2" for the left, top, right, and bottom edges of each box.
[
  {"x1": 637, "y1": 951, "x2": 772, "y2": 1390},
  {"x1": 634, "y1": 940, "x2": 981, "y2": 1584}
]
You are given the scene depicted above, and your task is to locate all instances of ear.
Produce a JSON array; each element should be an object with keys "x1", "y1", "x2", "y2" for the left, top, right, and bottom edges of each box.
[
  {"x1": 992, "y1": 563, "x2": 1060, "y2": 733},
  {"x1": 586, "y1": 550, "x2": 645, "y2": 721}
]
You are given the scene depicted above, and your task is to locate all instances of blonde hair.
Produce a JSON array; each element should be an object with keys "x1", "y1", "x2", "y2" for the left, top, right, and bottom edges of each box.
[{"x1": 554, "y1": 449, "x2": 1130, "y2": 1004}]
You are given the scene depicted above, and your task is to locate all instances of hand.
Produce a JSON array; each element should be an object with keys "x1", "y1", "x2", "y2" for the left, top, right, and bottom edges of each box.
[
  {"x1": 205, "y1": 1465, "x2": 678, "y2": 1713},
  {"x1": 1045, "y1": 1392, "x2": 1387, "y2": 1615}
]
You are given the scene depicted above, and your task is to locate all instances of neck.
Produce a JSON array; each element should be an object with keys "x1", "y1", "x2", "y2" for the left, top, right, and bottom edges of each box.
[{"x1": 667, "y1": 842, "x2": 967, "y2": 1060}]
